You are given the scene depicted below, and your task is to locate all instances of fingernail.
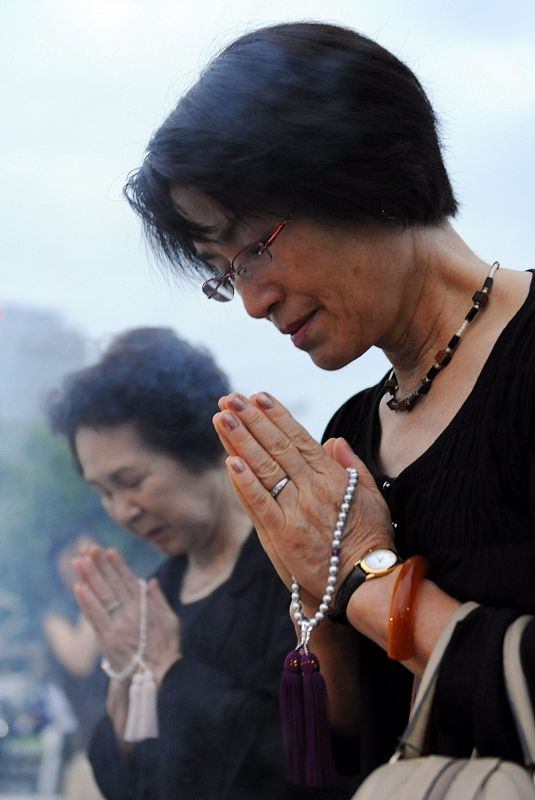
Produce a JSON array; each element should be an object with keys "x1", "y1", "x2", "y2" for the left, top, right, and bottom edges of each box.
[
  {"x1": 222, "y1": 412, "x2": 239, "y2": 430},
  {"x1": 229, "y1": 457, "x2": 246, "y2": 473},
  {"x1": 255, "y1": 391, "x2": 274, "y2": 409},
  {"x1": 228, "y1": 394, "x2": 246, "y2": 411}
]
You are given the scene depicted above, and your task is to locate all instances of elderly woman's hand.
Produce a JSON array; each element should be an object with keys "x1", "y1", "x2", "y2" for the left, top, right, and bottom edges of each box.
[
  {"x1": 73, "y1": 547, "x2": 181, "y2": 685},
  {"x1": 213, "y1": 391, "x2": 395, "y2": 603}
]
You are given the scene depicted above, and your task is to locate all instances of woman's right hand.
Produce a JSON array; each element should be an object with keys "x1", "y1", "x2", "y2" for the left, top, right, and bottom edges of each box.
[
  {"x1": 213, "y1": 392, "x2": 396, "y2": 605},
  {"x1": 73, "y1": 546, "x2": 181, "y2": 685}
]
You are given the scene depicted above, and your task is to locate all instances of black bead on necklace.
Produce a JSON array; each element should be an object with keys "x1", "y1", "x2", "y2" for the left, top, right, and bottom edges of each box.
[{"x1": 382, "y1": 261, "x2": 500, "y2": 413}]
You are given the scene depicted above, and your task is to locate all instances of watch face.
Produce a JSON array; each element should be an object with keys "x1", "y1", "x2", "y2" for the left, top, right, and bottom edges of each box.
[{"x1": 362, "y1": 549, "x2": 398, "y2": 573}]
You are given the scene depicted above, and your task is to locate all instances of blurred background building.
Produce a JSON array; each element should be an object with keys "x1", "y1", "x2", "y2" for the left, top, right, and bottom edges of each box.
[{"x1": 0, "y1": 304, "x2": 87, "y2": 424}]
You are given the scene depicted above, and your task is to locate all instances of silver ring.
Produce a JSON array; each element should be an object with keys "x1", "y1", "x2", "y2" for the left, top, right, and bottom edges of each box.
[
  {"x1": 270, "y1": 476, "x2": 290, "y2": 499},
  {"x1": 106, "y1": 600, "x2": 121, "y2": 614}
]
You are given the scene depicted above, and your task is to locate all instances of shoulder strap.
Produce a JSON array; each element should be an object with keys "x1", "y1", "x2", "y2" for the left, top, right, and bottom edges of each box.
[
  {"x1": 395, "y1": 601, "x2": 479, "y2": 759},
  {"x1": 397, "y1": 605, "x2": 535, "y2": 766},
  {"x1": 503, "y1": 614, "x2": 535, "y2": 767}
]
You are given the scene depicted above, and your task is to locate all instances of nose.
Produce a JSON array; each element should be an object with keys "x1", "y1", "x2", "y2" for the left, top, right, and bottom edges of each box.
[
  {"x1": 237, "y1": 279, "x2": 284, "y2": 320},
  {"x1": 106, "y1": 491, "x2": 142, "y2": 530}
]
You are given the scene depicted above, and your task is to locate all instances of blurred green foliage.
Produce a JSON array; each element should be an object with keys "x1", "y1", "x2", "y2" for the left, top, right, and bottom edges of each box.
[{"x1": 0, "y1": 420, "x2": 161, "y2": 643}]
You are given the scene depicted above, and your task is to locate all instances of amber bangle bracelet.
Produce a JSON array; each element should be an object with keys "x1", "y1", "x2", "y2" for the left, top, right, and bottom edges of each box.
[{"x1": 387, "y1": 555, "x2": 428, "y2": 661}]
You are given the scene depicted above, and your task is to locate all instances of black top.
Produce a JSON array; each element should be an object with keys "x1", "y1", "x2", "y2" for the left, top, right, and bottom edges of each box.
[
  {"x1": 89, "y1": 531, "x2": 358, "y2": 799},
  {"x1": 323, "y1": 271, "x2": 535, "y2": 776}
]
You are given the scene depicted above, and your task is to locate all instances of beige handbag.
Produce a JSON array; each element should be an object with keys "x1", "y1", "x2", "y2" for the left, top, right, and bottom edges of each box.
[{"x1": 353, "y1": 603, "x2": 535, "y2": 799}]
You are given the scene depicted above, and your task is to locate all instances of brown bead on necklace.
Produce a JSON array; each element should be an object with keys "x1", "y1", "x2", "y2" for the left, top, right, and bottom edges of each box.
[{"x1": 382, "y1": 261, "x2": 500, "y2": 412}]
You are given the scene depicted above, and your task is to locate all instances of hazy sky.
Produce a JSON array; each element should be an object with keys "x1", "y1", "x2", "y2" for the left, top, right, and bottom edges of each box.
[{"x1": 2, "y1": 0, "x2": 534, "y2": 437}]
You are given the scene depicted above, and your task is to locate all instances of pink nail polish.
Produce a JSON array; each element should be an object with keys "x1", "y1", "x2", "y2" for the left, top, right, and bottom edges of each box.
[
  {"x1": 222, "y1": 412, "x2": 239, "y2": 430},
  {"x1": 255, "y1": 392, "x2": 274, "y2": 409},
  {"x1": 228, "y1": 394, "x2": 246, "y2": 411},
  {"x1": 229, "y1": 457, "x2": 246, "y2": 473}
]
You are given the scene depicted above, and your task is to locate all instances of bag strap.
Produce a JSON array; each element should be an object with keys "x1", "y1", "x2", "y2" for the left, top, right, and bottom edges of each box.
[
  {"x1": 396, "y1": 604, "x2": 535, "y2": 766},
  {"x1": 394, "y1": 601, "x2": 479, "y2": 759},
  {"x1": 503, "y1": 614, "x2": 535, "y2": 767}
]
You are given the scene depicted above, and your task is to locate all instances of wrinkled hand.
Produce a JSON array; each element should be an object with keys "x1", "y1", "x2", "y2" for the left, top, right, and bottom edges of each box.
[
  {"x1": 73, "y1": 547, "x2": 180, "y2": 684},
  {"x1": 213, "y1": 391, "x2": 394, "y2": 604}
]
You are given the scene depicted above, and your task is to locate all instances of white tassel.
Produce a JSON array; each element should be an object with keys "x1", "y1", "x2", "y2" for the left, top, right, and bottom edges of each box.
[
  {"x1": 124, "y1": 668, "x2": 159, "y2": 742},
  {"x1": 124, "y1": 672, "x2": 143, "y2": 742},
  {"x1": 100, "y1": 581, "x2": 160, "y2": 742},
  {"x1": 139, "y1": 670, "x2": 159, "y2": 738}
]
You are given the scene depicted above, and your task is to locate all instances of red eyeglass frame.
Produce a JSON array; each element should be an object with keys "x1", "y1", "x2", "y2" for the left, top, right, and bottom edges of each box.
[{"x1": 201, "y1": 214, "x2": 291, "y2": 301}]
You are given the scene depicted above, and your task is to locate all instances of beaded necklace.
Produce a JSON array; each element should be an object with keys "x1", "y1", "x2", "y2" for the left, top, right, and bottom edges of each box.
[{"x1": 382, "y1": 261, "x2": 500, "y2": 412}]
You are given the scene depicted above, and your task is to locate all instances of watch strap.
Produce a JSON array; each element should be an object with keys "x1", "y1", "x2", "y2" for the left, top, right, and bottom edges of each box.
[
  {"x1": 330, "y1": 563, "x2": 367, "y2": 624},
  {"x1": 330, "y1": 551, "x2": 401, "y2": 624}
]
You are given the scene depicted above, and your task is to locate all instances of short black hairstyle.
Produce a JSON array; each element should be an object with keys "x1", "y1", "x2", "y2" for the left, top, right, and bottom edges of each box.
[
  {"x1": 47, "y1": 327, "x2": 230, "y2": 472},
  {"x1": 124, "y1": 21, "x2": 458, "y2": 277}
]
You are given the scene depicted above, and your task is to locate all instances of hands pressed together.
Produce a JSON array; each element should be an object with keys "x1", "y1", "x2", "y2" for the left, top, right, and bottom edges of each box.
[
  {"x1": 73, "y1": 546, "x2": 180, "y2": 686},
  {"x1": 73, "y1": 390, "x2": 395, "y2": 645},
  {"x1": 213, "y1": 391, "x2": 395, "y2": 609}
]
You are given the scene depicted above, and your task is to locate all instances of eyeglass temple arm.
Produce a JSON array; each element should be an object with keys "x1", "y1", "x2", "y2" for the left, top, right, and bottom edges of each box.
[{"x1": 257, "y1": 216, "x2": 291, "y2": 254}]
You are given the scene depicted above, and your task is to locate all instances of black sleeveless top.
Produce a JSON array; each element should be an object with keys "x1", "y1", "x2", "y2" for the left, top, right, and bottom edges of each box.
[{"x1": 324, "y1": 271, "x2": 535, "y2": 775}]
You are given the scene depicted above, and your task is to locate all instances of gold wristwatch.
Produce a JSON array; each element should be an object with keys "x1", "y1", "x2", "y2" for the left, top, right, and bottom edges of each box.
[{"x1": 332, "y1": 548, "x2": 401, "y2": 622}]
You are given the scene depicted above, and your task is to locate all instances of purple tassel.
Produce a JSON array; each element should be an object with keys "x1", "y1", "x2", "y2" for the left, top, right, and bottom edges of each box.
[
  {"x1": 280, "y1": 649, "x2": 338, "y2": 786},
  {"x1": 280, "y1": 650, "x2": 306, "y2": 784},
  {"x1": 301, "y1": 651, "x2": 338, "y2": 786}
]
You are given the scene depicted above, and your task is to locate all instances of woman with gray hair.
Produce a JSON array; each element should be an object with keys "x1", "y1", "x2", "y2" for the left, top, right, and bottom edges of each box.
[{"x1": 48, "y1": 327, "x2": 354, "y2": 798}]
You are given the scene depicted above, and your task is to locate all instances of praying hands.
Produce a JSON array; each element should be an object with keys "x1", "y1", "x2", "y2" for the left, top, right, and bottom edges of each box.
[
  {"x1": 213, "y1": 391, "x2": 395, "y2": 607},
  {"x1": 73, "y1": 546, "x2": 180, "y2": 685}
]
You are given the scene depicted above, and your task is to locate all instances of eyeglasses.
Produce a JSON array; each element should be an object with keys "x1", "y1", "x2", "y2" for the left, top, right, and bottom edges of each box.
[{"x1": 201, "y1": 215, "x2": 291, "y2": 302}]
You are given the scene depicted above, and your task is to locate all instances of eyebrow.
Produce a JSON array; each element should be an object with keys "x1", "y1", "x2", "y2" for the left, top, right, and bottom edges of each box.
[
  {"x1": 85, "y1": 467, "x2": 141, "y2": 488},
  {"x1": 195, "y1": 220, "x2": 241, "y2": 263},
  {"x1": 217, "y1": 220, "x2": 240, "y2": 245},
  {"x1": 206, "y1": 221, "x2": 241, "y2": 252}
]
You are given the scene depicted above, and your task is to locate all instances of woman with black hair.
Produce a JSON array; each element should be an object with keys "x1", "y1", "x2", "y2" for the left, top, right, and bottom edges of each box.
[
  {"x1": 123, "y1": 21, "x2": 535, "y2": 784},
  {"x1": 48, "y1": 327, "x2": 354, "y2": 799}
]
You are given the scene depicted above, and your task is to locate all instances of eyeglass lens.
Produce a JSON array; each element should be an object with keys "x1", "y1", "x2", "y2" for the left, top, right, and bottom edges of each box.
[{"x1": 202, "y1": 275, "x2": 234, "y2": 301}]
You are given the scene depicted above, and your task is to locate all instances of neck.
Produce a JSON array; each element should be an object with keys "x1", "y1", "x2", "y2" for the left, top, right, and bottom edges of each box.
[
  {"x1": 181, "y1": 478, "x2": 252, "y2": 601},
  {"x1": 380, "y1": 224, "x2": 493, "y2": 397},
  {"x1": 187, "y1": 504, "x2": 251, "y2": 570}
]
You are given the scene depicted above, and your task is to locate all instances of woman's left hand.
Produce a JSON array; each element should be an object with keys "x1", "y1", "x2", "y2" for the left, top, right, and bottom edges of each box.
[
  {"x1": 73, "y1": 547, "x2": 181, "y2": 684},
  {"x1": 213, "y1": 391, "x2": 395, "y2": 602}
]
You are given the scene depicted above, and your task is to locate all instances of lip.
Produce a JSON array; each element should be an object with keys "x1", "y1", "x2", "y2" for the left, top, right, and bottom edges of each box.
[
  {"x1": 279, "y1": 311, "x2": 316, "y2": 335},
  {"x1": 285, "y1": 311, "x2": 317, "y2": 348},
  {"x1": 143, "y1": 526, "x2": 166, "y2": 541}
]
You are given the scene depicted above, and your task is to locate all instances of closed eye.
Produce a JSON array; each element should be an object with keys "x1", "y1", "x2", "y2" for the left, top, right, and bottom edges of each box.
[
  {"x1": 244, "y1": 243, "x2": 264, "y2": 257},
  {"x1": 233, "y1": 237, "x2": 270, "y2": 265},
  {"x1": 115, "y1": 475, "x2": 145, "y2": 490},
  {"x1": 196, "y1": 252, "x2": 231, "y2": 276},
  {"x1": 255, "y1": 231, "x2": 274, "y2": 251}
]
